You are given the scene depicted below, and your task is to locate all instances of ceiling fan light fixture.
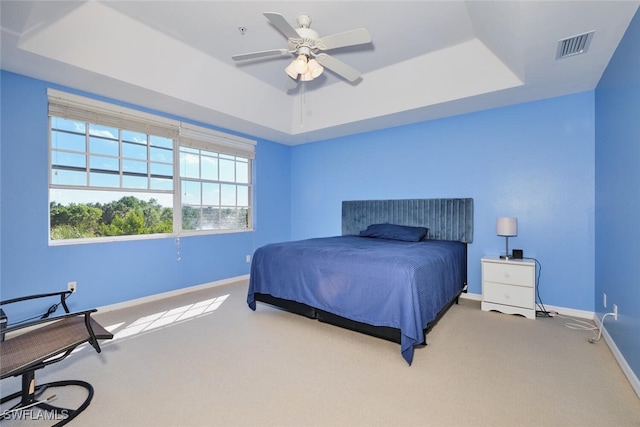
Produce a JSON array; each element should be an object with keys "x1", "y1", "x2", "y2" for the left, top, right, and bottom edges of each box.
[
  {"x1": 307, "y1": 59, "x2": 324, "y2": 78},
  {"x1": 293, "y1": 54, "x2": 308, "y2": 74},
  {"x1": 285, "y1": 61, "x2": 299, "y2": 79},
  {"x1": 300, "y1": 70, "x2": 314, "y2": 82}
]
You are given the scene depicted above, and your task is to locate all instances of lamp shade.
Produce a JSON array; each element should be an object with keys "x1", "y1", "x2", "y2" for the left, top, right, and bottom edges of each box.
[
  {"x1": 307, "y1": 59, "x2": 324, "y2": 78},
  {"x1": 293, "y1": 55, "x2": 308, "y2": 74},
  {"x1": 285, "y1": 61, "x2": 299, "y2": 79},
  {"x1": 285, "y1": 55, "x2": 323, "y2": 81},
  {"x1": 496, "y1": 217, "x2": 517, "y2": 236}
]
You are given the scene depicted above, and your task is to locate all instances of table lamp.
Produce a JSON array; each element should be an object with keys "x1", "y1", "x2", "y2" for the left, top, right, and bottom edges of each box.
[{"x1": 496, "y1": 217, "x2": 517, "y2": 260}]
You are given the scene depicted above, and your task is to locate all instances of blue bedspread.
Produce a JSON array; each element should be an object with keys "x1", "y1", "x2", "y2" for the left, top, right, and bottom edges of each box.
[{"x1": 247, "y1": 236, "x2": 466, "y2": 365}]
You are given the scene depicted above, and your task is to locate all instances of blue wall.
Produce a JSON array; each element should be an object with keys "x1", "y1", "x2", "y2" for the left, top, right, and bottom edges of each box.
[
  {"x1": 0, "y1": 71, "x2": 291, "y2": 311},
  {"x1": 595, "y1": 8, "x2": 640, "y2": 378},
  {"x1": 290, "y1": 93, "x2": 596, "y2": 310},
  {"x1": 0, "y1": 72, "x2": 600, "y2": 313}
]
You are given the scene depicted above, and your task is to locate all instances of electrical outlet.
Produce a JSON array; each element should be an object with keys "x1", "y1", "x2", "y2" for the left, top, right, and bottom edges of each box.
[
  {"x1": 603, "y1": 293, "x2": 607, "y2": 308},
  {"x1": 246, "y1": 254, "x2": 251, "y2": 263},
  {"x1": 68, "y1": 281, "x2": 77, "y2": 293},
  {"x1": 613, "y1": 304, "x2": 618, "y2": 321}
]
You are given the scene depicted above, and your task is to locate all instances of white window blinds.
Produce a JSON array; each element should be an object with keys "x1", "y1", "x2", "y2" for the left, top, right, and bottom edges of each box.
[
  {"x1": 179, "y1": 123, "x2": 256, "y2": 159},
  {"x1": 47, "y1": 89, "x2": 256, "y2": 158},
  {"x1": 47, "y1": 89, "x2": 179, "y2": 139}
]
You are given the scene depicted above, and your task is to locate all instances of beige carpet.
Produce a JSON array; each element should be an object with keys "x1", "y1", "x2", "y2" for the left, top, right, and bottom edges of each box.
[{"x1": 2, "y1": 279, "x2": 639, "y2": 426}]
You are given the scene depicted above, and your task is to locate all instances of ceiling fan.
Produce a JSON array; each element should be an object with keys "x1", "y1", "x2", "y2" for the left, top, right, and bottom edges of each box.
[{"x1": 232, "y1": 12, "x2": 372, "y2": 83}]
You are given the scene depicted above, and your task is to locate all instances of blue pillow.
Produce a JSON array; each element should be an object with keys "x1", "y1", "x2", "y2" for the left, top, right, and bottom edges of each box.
[{"x1": 359, "y1": 223, "x2": 428, "y2": 242}]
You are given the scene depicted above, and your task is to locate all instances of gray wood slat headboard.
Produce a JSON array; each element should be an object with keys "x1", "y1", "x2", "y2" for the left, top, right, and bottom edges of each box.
[{"x1": 342, "y1": 198, "x2": 474, "y2": 243}]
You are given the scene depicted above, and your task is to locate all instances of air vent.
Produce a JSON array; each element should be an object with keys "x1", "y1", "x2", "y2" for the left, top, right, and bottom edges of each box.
[{"x1": 556, "y1": 31, "x2": 594, "y2": 59}]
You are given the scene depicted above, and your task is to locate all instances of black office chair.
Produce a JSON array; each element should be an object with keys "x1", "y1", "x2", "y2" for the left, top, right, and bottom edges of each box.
[{"x1": 0, "y1": 291, "x2": 113, "y2": 426}]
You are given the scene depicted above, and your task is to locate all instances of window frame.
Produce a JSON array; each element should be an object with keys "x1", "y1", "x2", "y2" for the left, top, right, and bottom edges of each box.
[
  {"x1": 47, "y1": 89, "x2": 256, "y2": 245},
  {"x1": 178, "y1": 146, "x2": 253, "y2": 235}
]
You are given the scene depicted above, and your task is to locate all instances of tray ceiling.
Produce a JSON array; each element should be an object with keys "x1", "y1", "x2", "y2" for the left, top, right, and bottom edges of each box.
[{"x1": 2, "y1": 1, "x2": 638, "y2": 145}]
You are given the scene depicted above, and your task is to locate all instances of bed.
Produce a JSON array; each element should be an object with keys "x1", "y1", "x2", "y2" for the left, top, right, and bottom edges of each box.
[{"x1": 247, "y1": 198, "x2": 473, "y2": 364}]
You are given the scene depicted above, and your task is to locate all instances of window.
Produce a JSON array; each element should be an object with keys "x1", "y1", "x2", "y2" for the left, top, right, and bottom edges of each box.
[
  {"x1": 48, "y1": 89, "x2": 255, "y2": 243},
  {"x1": 180, "y1": 148, "x2": 251, "y2": 231}
]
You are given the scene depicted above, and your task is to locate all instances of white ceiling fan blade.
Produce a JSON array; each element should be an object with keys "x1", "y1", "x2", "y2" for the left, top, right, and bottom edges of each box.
[
  {"x1": 316, "y1": 28, "x2": 372, "y2": 50},
  {"x1": 315, "y1": 53, "x2": 361, "y2": 82},
  {"x1": 263, "y1": 12, "x2": 300, "y2": 40},
  {"x1": 232, "y1": 49, "x2": 290, "y2": 61}
]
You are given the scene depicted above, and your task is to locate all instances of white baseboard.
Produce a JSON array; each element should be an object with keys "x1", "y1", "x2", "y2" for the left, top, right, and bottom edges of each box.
[
  {"x1": 460, "y1": 292, "x2": 483, "y2": 302},
  {"x1": 539, "y1": 303, "x2": 594, "y2": 320},
  {"x1": 461, "y1": 292, "x2": 594, "y2": 319},
  {"x1": 97, "y1": 274, "x2": 249, "y2": 314},
  {"x1": 594, "y1": 316, "x2": 640, "y2": 400}
]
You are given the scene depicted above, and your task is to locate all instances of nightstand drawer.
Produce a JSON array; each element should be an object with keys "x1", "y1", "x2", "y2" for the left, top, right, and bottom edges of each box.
[
  {"x1": 482, "y1": 262, "x2": 534, "y2": 287},
  {"x1": 483, "y1": 282, "x2": 534, "y2": 308}
]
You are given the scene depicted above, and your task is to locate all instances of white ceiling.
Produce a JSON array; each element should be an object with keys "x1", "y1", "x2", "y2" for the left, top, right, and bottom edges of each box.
[{"x1": 1, "y1": 1, "x2": 638, "y2": 145}]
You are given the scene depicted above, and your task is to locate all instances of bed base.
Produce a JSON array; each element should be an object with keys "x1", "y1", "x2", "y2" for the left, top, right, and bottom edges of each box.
[{"x1": 253, "y1": 287, "x2": 464, "y2": 346}]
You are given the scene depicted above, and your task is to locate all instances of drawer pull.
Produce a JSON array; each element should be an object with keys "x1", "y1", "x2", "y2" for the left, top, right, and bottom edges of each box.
[
  {"x1": 504, "y1": 273, "x2": 511, "y2": 278},
  {"x1": 504, "y1": 293, "x2": 510, "y2": 299}
]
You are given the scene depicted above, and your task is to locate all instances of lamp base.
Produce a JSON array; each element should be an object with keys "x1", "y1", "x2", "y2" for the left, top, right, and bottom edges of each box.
[{"x1": 500, "y1": 255, "x2": 511, "y2": 260}]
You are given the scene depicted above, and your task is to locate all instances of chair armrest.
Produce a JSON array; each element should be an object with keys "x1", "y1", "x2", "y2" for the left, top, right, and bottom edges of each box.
[
  {"x1": 1, "y1": 290, "x2": 73, "y2": 312},
  {"x1": 0, "y1": 291, "x2": 73, "y2": 335}
]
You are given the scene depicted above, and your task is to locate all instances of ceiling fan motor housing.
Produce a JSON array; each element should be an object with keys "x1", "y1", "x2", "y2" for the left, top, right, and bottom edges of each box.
[
  {"x1": 296, "y1": 14, "x2": 312, "y2": 28},
  {"x1": 289, "y1": 27, "x2": 320, "y2": 54}
]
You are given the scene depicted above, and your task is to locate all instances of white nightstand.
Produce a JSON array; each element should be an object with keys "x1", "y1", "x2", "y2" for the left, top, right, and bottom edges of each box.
[{"x1": 481, "y1": 256, "x2": 536, "y2": 319}]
